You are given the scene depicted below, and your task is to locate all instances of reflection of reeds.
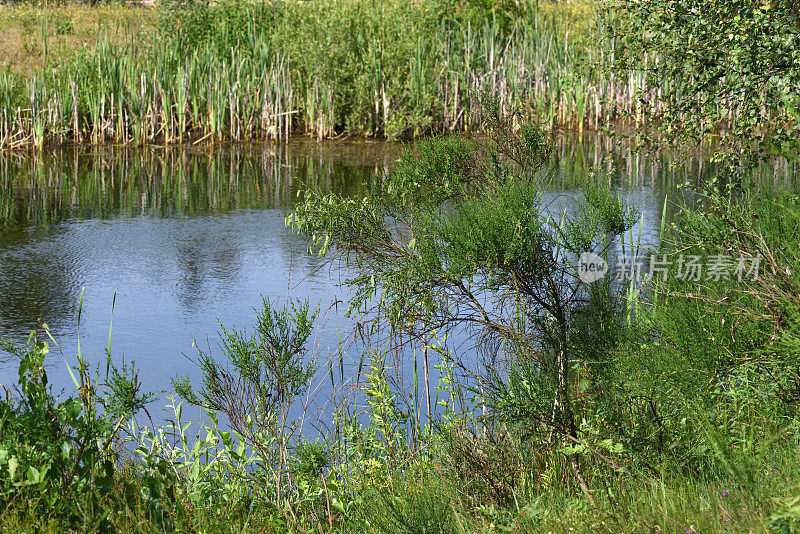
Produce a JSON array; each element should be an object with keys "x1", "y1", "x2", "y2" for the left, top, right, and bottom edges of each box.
[
  {"x1": 0, "y1": 0, "x2": 764, "y2": 148},
  {"x1": 0, "y1": 144, "x2": 391, "y2": 225},
  {"x1": 2, "y1": 137, "x2": 795, "y2": 227}
]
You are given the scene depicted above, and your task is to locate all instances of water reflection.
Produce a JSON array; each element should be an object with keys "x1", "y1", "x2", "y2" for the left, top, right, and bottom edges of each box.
[
  {"x1": 0, "y1": 142, "x2": 392, "y2": 225},
  {"x1": 0, "y1": 136, "x2": 795, "y2": 418},
  {"x1": 0, "y1": 224, "x2": 80, "y2": 335},
  {"x1": 0, "y1": 142, "x2": 399, "y2": 397}
]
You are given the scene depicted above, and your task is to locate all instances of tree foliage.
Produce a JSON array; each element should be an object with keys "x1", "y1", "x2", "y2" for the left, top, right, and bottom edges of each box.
[{"x1": 605, "y1": 0, "x2": 800, "y2": 174}]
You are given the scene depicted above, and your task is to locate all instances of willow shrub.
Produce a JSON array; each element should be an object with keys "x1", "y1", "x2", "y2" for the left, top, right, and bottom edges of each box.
[
  {"x1": 172, "y1": 297, "x2": 319, "y2": 510},
  {"x1": 291, "y1": 102, "x2": 639, "y2": 497}
]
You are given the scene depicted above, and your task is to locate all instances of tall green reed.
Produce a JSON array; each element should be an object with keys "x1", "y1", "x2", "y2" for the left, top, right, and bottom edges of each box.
[{"x1": 0, "y1": 0, "x2": 665, "y2": 149}]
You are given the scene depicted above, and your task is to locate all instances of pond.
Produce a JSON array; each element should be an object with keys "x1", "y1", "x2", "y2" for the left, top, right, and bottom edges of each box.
[{"x1": 0, "y1": 137, "x2": 790, "y2": 426}]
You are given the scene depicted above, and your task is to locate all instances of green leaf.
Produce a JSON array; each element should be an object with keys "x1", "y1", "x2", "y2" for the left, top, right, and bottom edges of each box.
[
  {"x1": 26, "y1": 466, "x2": 40, "y2": 485},
  {"x1": 61, "y1": 441, "x2": 72, "y2": 460},
  {"x1": 5, "y1": 456, "x2": 16, "y2": 482}
]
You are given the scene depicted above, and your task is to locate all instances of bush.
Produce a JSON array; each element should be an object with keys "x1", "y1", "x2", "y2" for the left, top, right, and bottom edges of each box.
[
  {"x1": 0, "y1": 325, "x2": 155, "y2": 526},
  {"x1": 291, "y1": 101, "x2": 641, "y2": 502}
]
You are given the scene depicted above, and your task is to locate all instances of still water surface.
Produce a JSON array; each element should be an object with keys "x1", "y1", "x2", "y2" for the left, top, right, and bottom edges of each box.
[{"x1": 0, "y1": 137, "x2": 785, "y2": 423}]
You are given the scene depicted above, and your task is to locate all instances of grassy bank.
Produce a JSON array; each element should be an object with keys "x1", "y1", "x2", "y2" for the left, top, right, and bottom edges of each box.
[
  {"x1": 0, "y1": 0, "x2": 668, "y2": 148},
  {"x1": 0, "y1": 0, "x2": 794, "y2": 151},
  {"x1": 0, "y1": 2, "x2": 151, "y2": 78}
]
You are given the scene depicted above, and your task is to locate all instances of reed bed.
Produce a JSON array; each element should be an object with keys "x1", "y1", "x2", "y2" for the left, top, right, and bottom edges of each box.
[{"x1": 0, "y1": 0, "x2": 710, "y2": 148}]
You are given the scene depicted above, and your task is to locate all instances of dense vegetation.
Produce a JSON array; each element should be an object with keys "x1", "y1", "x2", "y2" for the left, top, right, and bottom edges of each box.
[
  {"x1": 0, "y1": 0, "x2": 795, "y2": 149},
  {"x1": 4, "y1": 0, "x2": 795, "y2": 148},
  {"x1": 604, "y1": 0, "x2": 800, "y2": 177},
  {"x1": 0, "y1": 0, "x2": 799, "y2": 532},
  {"x1": 0, "y1": 0, "x2": 605, "y2": 147}
]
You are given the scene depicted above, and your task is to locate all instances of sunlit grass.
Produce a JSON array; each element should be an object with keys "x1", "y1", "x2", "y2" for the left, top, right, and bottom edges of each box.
[{"x1": 0, "y1": 2, "x2": 153, "y2": 78}]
